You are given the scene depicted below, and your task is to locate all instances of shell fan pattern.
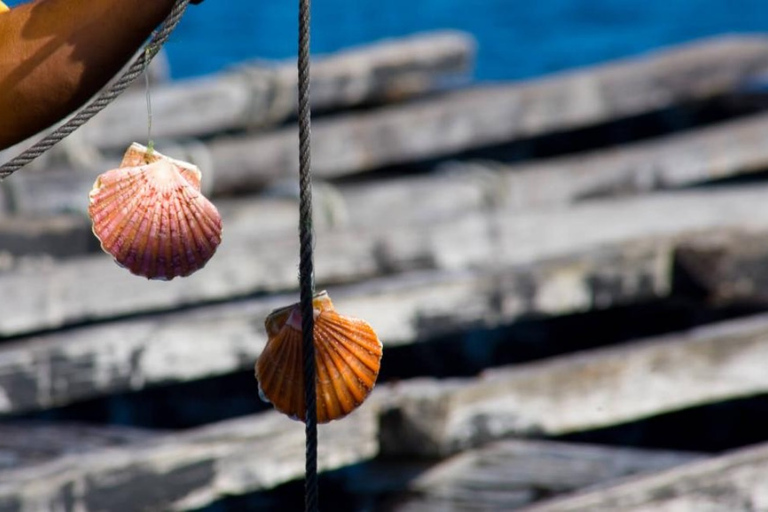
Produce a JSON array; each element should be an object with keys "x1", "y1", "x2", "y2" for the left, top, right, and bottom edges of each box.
[
  {"x1": 256, "y1": 291, "x2": 383, "y2": 424},
  {"x1": 88, "y1": 143, "x2": 222, "y2": 280}
]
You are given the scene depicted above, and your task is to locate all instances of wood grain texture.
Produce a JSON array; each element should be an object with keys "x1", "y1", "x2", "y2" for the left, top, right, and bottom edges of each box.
[
  {"x1": 675, "y1": 230, "x2": 768, "y2": 305},
  {"x1": 519, "y1": 442, "x2": 768, "y2": 512},
  {"x1": 79, "y1": 31, "x2": 475, "y2": 148},
  {"x1": 379, "y1": 312, "x2": 768, "y2": 456},
  {"x1": 442, "y1": 109, "x2": 768, "y2": 209},
  {"x1": 391, "y1": 440, "x2": 704, "y2": 512},
  {"x1": 0, "y1": 409, "x2": 377, "y2": 512},
  {"x1": 0, "y1": 422, "x2": 156, "y2": 472},
  {"x1": 6, "y1": 184, "x2": 768, "y2": 337},
  {"x1": 205, "y1": 35, "x2": 768, "y2": 193},
  {"x1": 0, "y1": 240, "x2": 667, "y2": 414}
]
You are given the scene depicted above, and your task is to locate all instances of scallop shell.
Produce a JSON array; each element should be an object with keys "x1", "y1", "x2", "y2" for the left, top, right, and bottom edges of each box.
[
  {"x1": 256, "y1": 291, "x2": 383, "y2": 423},
  {"x1": 88, "y1": 143, "x2": 222, "y2": 280}
]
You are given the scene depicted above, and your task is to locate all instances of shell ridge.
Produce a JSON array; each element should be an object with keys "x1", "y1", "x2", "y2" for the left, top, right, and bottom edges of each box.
[
  {"x1": 315, "y1": 317, "x2": 377, "y2": 404},
  {"x1": 256, "y1": 334, "x2": 284, "y2": 409},
  {"x1": 314, "y1": 328, "x2": 362, "y2": 418},
  {"x1": 157, "y1": 191, "x2": 175, "y2": 279},
  {"x1": 91, "y1": 170, "x2": 147, "y2": 250},
  {"x1": 257, "y1": 324, "x2": 305, "y2": 422},
  {"x1": 91, "y1": 167, "x2": 153, "y2": 269},
  {"x1": 190, "y1": 192, "x2": 223, "y2": 244},
  {"x1": 120, "y1": 143, "x2": 156, "y2": 168},
  {"x1": 137, "y1": 191, "x2": 166, "y2": 278},
  {"x1": 187, "y1": 196, "x2": 221, "y2": 237},
  {"x1": 145, "y1": 190, "x2": 166, "y2": 279},
  {"x1": 284, "y1": 327, "x2": 305, "y2": 420},
  {"x1": 263, "y1": 326, "x2": 293, "y2": 404},
  {"x1": 313, "y1": 340, "x2": 340, "y2": 423},
  {"x1": 178, "y1": 167, "x2": 202, "y2": 191},
  {"x1": 177, "y1": 188, "x2": 206, "y2": 277},
  {"x1": 319, "y1": 313, "x2": 382, "y2": 372},
  {"x1": 317, "y1": 333, "x2": 358, "y2": 421},
  {"x1": 315, "y1": 317, "x2": 374, "y2": 375},
  {"x1": 167, "y1": 172, "x2": 222, "y2": 278},
  {"x1": 172, "y1": 189, "x2": 199, "y2": 275},
  {"x1": 167, "y1": 192, "x2": 188, "y2": 277},
  {"x1": 91, "y1": 167, "x2": 136, "y2": 196},
  {"x1": 187, "y1": 203, "x2": 217, "y2": 258},
  {"x1": 179, "y1": 188, "x2": 217, "y2": 266},
  {"x1": 114, "y1": 192, "x2": 155, "y2": 271},
  {"x1": 321, "y1": 337, "x2": 373, "y2": 403}
]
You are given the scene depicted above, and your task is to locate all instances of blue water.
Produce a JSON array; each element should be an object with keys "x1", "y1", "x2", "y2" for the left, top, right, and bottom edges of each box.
[{"x1": 8, "y1": 1, "x2": 768, "y2": 81}]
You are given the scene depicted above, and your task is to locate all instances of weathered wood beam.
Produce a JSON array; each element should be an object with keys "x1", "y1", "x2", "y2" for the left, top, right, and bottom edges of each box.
[
  {"x1": 1, "y1": 323, "x2": 757, "y2": 512},
  {"x1": 7, "y1": 103, "x2": 768, "y2": 259},
  {"x1": 0, "y1": 422, "x2": 157, "y2": 472},
  {"x1": 4, "y1": 184, "x2": 768, "y2": 337},
  {"x1": 0, "y1": 412, "x2": 706, "y2": 512},
  {"x1": 674, "y1": 229, "x2": 768, "y2": 305},
  {"x1": 0, "y1": 240, "x2": 669, "y2": 415},
  {"x1": 445, "y1": 109, "x2": 768, "y2": 209},
  {"x1": 0, "y1": 409, "x2": 378, "y2": 512},
  {"x1": 519, "y1": 442, "x2": 768, "y2": 512},
  {"x1": 206, "y1": 35, "x2": 768, "y2": 193},
  {"x1": 391, "y1": 440, "x2": 704, "y2": 512},
  {"x1": 9, "y1": 103, "x2": 768, "y2": 259},
  {"x1": 80, "y1": 31, "x2": 475, "y2": 149},
  {"x1": 8, "y1": 35, "x2": 768, "y2": 217},
  {"x1": 10, "y1": 103, "x2": 768, "y2": 220},
  {"x1": 379, "y1": 311, "x2": 768, "y2": 456},
  {"x1": 0, "y1": 222, "x2": 755, "y2": 419},
  {"x1": 2, "y1": 35, "x2": 768, "y2": 203},
  {"x1": 0, "y1": 214, "x2": 97, "y2": 258}
]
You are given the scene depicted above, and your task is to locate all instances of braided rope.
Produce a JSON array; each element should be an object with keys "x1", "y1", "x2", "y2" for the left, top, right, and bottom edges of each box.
[
  {"x1": 0, "y1": 0, "x2": 191, "y2": 180},
  {"x1": 297, "y1": 0, "x2": 318, "y2": 510}
]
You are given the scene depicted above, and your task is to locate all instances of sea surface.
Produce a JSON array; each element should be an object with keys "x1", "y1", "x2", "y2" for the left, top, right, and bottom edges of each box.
[{"x1": 8, "y1": 0, "x2": 768, "y2": 81}]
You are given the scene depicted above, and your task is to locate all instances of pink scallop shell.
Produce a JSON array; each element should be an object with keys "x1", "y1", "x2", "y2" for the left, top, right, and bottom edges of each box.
[
  {"x1": 88, "y1": 144, "x2": 222, "y2": 280},
  {"x1": 256, "y1": 291, "x2": 383, "y2": 423}
]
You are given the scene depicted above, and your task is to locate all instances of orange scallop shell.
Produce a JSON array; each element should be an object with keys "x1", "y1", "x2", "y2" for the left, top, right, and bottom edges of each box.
[
  {"x1": 88, "y1": 143, "x2": 222, "y2": 280},
  {"x1": 256, "y1": 291, "x2": 383, "y2": 423}
]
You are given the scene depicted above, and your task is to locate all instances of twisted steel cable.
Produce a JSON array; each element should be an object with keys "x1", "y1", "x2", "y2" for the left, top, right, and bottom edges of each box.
[
  {"x1": 0, "y1": 0, "x2": 191, "y2": 179},
  {"x1": 1, "y1": 1, "x2": 321, "y2": 507},
  {"x1": 297, "y1": 0, "x2": 319, "y2": 509}
]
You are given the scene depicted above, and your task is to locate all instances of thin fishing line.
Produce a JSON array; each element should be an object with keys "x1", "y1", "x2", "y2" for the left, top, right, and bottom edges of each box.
[{"x1": 145, "y1": 46, "x2": 155, "y2": 155}]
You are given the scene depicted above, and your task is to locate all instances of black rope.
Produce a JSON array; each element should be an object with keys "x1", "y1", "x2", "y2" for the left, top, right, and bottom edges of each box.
[
  {"x1": 297, "y1": 0, "x2": 318, "y2": 510},
  {"x1": 0, "y1": 0, "x2": 191, "y2": 179}
]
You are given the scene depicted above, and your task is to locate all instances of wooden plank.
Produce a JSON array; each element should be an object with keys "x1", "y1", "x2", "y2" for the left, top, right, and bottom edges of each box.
[
  {"x1": 0, "y1": 214, "x2": 97, "y2": 258},
  {"x1": 6, "y1": 102, "x2": 768, "y2": 259},
  {"x1": 10, "y1": 105, "x2": 768, "y2": 220},
  {"x1": 0, "y1": 240, "x2": 669, "y2": 414},
  {"x1": 4, "y1": 183, "x2": 768, "y2": 337},
  {"x1": 519, "y1": 442, "x2": 768, "y2": 512},
  {"x1": 0, "y1": 422, "x2": 156, "y2": 472},
  {"x1": 443, "y1": 109, "x2": 768, "y2": 209},
  {"x1": 205, "y1": 35, "x2": 768, "y2": 193},
  {"x1": 390, "y1": 440, "x2": 704, "y2": 512},
  {"x1": 2, "y1": 36, "x2": 768, "y2": 202},
  {"x1": 0, "y1": 408, "x2": 377, "y2": 512},
  {"x1": 674, "y1": 229, "x2": 768, "y2": 305},
  {"x1": 80, "y1": 31, "x2": 475, "y2": 149},
  {"x1": 379, "y1": 311, "x2": 768, "y2": 456},
  {"x1": 9, "y1": 104, "x2": 768, "y2": 258}
]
